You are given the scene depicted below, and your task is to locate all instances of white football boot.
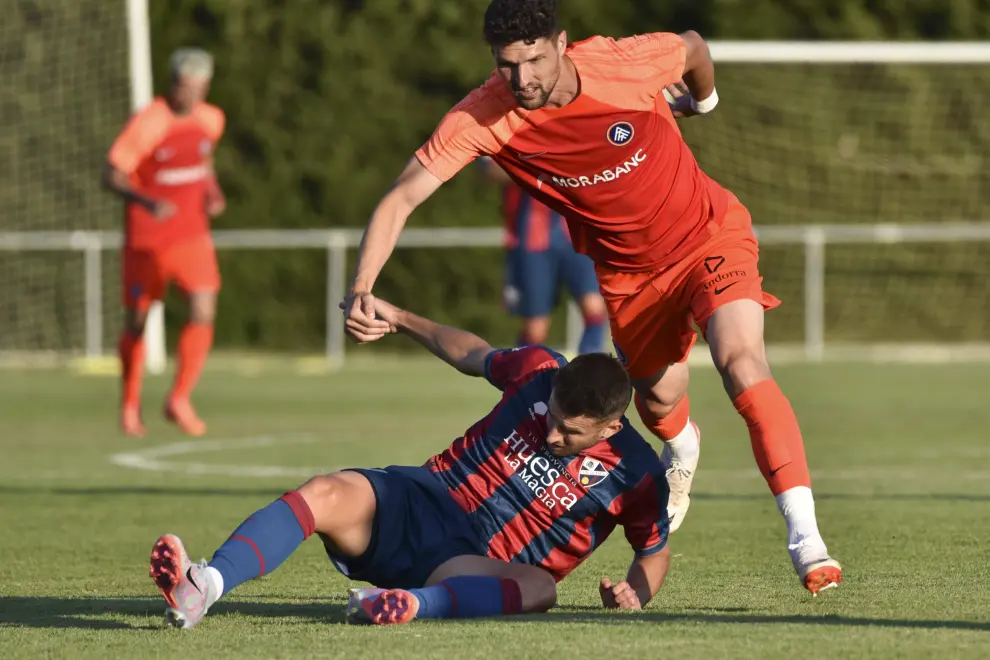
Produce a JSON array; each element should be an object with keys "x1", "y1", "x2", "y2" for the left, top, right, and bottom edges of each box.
[{"x1": 660, "y1": 421, "x2": 700, "y2": 533}]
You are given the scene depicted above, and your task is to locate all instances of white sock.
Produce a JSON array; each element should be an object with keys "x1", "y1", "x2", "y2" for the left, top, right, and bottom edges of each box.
[
  {"x1": 663, "y1": 418, "x2": 700, "y2": 465},
  {"x1": 203, "y1": 566, "x2": 224, "y2": 605},
  {"x1": 776, "y1": 486, "x2": 825, "y2": 549}
]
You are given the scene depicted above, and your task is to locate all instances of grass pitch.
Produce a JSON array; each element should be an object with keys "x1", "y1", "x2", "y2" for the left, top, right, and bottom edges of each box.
[{"x1": 1, "y1": 358, "x2": 988, "y2": 659}]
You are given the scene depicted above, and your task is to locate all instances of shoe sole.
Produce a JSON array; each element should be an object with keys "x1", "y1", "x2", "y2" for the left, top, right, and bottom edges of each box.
[
  {"x1": 149, "y1": 535, "x2": 186, "y2": 611},
  {"x1": 804, "y1": 560, "x2": 843, "y2": 596},
  {"x1": 352, "y1": 589, "x2": 418, "y2": 626}
]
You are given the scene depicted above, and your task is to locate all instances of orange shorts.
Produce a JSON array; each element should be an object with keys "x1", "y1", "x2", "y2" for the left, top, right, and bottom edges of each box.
[
  {"x1": 597, "y1": 197, "x2": 780, "y2": 380},
  {"x1": 122, "y1": 234, "x2": 221, "y2": 310}
]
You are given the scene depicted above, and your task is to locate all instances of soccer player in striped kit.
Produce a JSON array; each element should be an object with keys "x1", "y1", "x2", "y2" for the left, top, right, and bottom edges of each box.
[{"x1": 148, "y1": 298, "x2": 672, "y2": 628}]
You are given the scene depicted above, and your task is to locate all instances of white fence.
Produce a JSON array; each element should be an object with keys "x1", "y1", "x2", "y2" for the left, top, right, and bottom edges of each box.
[{"x1": 4, "y1": 223, "x2": 990, "y2": 366}]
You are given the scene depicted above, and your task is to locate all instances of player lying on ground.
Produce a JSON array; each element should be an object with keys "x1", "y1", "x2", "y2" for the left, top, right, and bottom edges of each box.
[
  {"x1": 150, "y1": 298, "x2": 672, "y2": 628},
  {"x1": 103, "y1": 48, "x2": 227, "y2": 438},
  {"x1": 342, "y1": 0, "x2": 841, "y2": 594},
  {"x1": 480, "y1": 157, "x2": 608, "y2": 353}
]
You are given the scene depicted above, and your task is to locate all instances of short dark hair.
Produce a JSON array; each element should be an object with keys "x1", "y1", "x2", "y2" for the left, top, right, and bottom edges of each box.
[
  {"x1": 483, "y1": 0, "x2": 559, "y2": 48},
  {"x1": 551, "y1": 353, "x2": 632, "y2": 422}
]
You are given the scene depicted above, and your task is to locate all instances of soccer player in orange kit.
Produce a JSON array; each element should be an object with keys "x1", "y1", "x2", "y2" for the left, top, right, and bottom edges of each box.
[
  {"x1": 103, "y1": 48, "x2": 226, "y2": 438},
  {"x1": 343, "y1": 0, "x2": 843, "y2": 595}
]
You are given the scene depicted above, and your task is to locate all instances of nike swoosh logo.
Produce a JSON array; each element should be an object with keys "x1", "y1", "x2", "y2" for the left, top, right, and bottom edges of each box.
[
  {"x1": 186, "y1": 568, "x2": 202, "y2": 593},
  {"x1": 518, "y1": 151, "x2": 548, "y2": 160},
  {"x1": 714, "y1": 282, "x2": 739, "y2": 295}
]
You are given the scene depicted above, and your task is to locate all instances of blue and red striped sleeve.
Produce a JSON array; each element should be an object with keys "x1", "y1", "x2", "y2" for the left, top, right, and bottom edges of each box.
[
  {"x1": 483, "y1": 346, "x2": 567, "y2": 391},
  {"x1": 612, "y1": 471, "x2": 671, "y2": 557}
]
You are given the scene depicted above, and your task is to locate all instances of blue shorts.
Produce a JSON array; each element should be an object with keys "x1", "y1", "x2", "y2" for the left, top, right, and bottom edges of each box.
[
  {"x1": 325, "y1": 466, "x2": 487, "y2": 589},
  {"x1": 505, "y1": 242, "x2": 600, "y2": 318}
]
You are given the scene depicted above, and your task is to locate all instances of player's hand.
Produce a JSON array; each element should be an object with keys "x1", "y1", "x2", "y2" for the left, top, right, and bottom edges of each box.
[
  {"x1": 663, "y1": 81, "x2": 698, "y2": 119},
  {"x1": 150, "y1": 199, "x2": 176, "y2": 220},
  {"x1": 205, "y1": 194, "x2": 226, "y2": 218},
  {"x1": 599, "y1": 577, "x2": 642, "y2": 610},
  {"x1": 342, "y1": 291, "x2": 393, "y2": 344},
  {"x1": 370, "y1": 298, "x2": 401, "y2": 331}
]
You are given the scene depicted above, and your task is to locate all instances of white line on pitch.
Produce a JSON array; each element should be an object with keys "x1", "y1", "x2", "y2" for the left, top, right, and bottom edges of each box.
[{"x1": 108, "y1": 434, "x2": 335, "y2": 478}]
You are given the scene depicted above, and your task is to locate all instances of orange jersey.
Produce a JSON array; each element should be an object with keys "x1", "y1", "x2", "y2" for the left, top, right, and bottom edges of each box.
[
  {"x1": 416, "y1": 33, "x2": 730, "y2": 272},
  {"x1": 108, "y1": 97, "x2": 225, "y2": 250}
]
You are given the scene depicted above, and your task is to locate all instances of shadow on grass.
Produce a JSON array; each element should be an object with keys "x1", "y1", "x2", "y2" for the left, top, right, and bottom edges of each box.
[
  {"x1": 1, "y1": 597, "x2": 987, "y2": 633},
  {"x1": 0, "y1": 596, "x2": 346, "y2": 630}
]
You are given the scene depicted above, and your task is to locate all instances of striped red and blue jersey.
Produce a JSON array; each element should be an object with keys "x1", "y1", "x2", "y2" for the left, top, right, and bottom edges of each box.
[
  {"x1": 426, "y1": 346, "x2": 670, "y2": 582},
  {"x1": 503, "y1": 184, "x2": 572, "y2": 252}
]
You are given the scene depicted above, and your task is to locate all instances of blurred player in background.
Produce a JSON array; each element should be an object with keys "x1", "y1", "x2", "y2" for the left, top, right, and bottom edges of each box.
[
  {"x1": 343, "y1": 0, "x2": 841, "y2": 594},
  {"x1": 149, "y1": 299, "x2": 672, "y2": 628},
  {"x1": 481, "y1": 157, "x2": 607, "y2": 354},
  {"x1": 103, "y1": 48, "x2": 226, "y2": 438}
]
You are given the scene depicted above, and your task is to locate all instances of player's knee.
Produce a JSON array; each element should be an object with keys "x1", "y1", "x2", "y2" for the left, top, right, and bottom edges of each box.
[
  {"x1": 521, "y1": 568, "x2": 558, "y2": 613},
  {"x1": 124, "y1": 309, "x2": 148, "y2": 336},
  {"x1": 520, "y1": 318, "x2": 550, "y2": 346},
  {"x1": 714, "y1": 346, "x2": 771, "y2": 394},
  {"x1": 188, "y1": 292, "x2": 217, "y2": 325},
  {"x1": 635, "y1": 387, "x2": 686, "y2": 422},
  {"x1": 296, "y1": 472, "x2": 366, "y2": 533},
  {"x1": 578, "y1": 293, "x2": 607, "y2": 321},
  {"x1": 631, "y1": 362, "x2": 689, "y2": 422},
  {"x1": 296, "y1": 474, "x2": 339, "y2": 527}
]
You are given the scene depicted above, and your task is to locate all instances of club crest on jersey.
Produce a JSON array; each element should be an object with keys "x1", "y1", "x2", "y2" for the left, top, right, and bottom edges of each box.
[
  {"x1": 578, "y1": 457, "x2": 610, "y2": 487},
  {"x1": 606, "y1": 121, "x2": 635, "y2": 146},
  {"x1": 199, "y1": 139, "x2": 213, "y2": 155}
]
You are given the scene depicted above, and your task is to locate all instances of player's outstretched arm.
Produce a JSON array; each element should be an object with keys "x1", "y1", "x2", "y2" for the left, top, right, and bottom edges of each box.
[
  {"x1": 600, "y1": 546, "x2": 671, "y2": 610},
  {"x1": 345, "y1": 157, "x2": 445, "y2": 344},
  {"x1": 365, "y1": 297, "x2": 493, "y2": 378}
]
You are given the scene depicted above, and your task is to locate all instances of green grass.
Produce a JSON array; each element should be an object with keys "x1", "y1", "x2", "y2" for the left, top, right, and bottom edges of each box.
[{"x1": 1, "y1": 359, "x2": 989, "y2": 659}]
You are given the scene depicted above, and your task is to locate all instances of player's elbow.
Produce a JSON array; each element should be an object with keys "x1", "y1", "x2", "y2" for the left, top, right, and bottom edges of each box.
[
  {"x1": 101, "y1": 164, "x2": 114, "y2": 190},
  {"x1": 102, "y1": 164, "x2": 125, "y2": 192},
  {"x1": 680, "y1": 30, "x2": 712, "y2": 72}
]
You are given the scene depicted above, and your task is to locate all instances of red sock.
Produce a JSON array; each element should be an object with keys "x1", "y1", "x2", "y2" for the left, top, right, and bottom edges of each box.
[
  {"x1": 732, "y1": 379, "x2": 811, "y2": 495},
  {"x1": 635, "y1": 393, "x2": 691, "y2": 441},
  {"x1": 170, "y1": 323, "x2": 214, "y2": 402},
  {"x1": 118, "y1": 331, "x2": 145, "y2": 409}
]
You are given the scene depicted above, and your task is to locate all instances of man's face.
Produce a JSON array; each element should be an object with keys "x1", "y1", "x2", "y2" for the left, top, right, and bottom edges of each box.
[
  {"x1": 170, "y1": 75, "x2": 211, "y2": 114},
  {"x1": 545, "y1": 392, "x2": 622, "y2": 457},
  {"x1": 491, "y1": 32, "x2": 566, "y2": 110}
]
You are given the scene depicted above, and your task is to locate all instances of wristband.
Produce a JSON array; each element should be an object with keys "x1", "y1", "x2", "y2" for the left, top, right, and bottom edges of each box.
[{"x1": 690, "y1": 88, "x2": 719, "y2": 114}]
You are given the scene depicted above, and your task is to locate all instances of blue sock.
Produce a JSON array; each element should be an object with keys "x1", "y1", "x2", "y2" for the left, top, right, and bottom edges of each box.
[
  {"x1": 578, "y1": 317, "x2": 607, "y2": 354},
  {"x1": 408, "y1": 576, "x2": 523, "y2": 619},
  {"x1": 208, "y1": 491, "x2": 315, "y2": 596}
]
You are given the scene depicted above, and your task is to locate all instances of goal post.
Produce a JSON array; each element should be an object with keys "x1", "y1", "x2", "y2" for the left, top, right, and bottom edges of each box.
[{"x1": 125, "y1": 0, "x2": 167, "y2": 374}]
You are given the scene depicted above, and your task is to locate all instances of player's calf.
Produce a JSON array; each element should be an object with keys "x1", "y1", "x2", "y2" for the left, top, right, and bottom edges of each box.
[
  {"x1": 119, "y1": 307, "x2": 149, "y2": 436},
  {"x1": 166, "y1": 290, "x2": 217, "y2": 436}
]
